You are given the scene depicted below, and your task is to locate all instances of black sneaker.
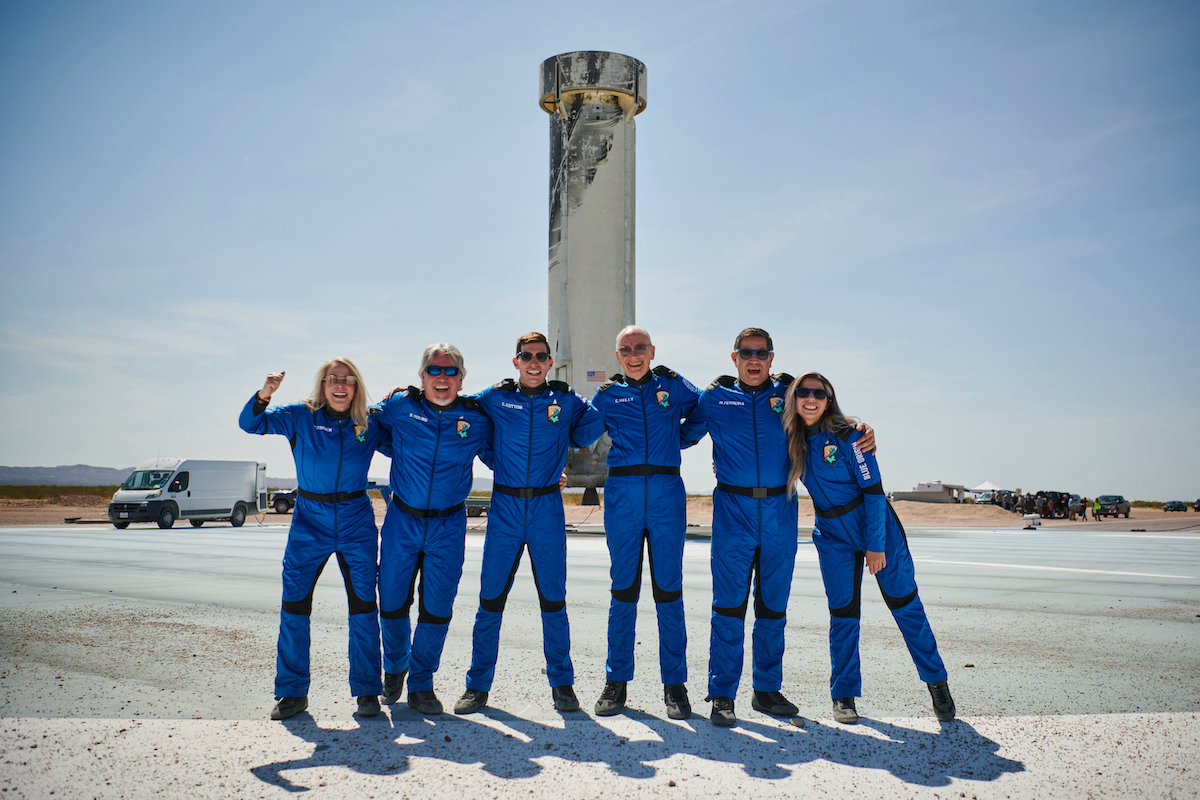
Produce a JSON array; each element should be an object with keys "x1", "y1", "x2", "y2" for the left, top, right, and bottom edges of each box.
[
  {"x1": 454, "y1": 689, "x2": 489, "y2": 715},
  {"x1": 594, "y1": 680, "x2": 627, "y2": 716},
  {"x1": 832, "y1": 697, "x2": 858, "y2": 724},
  {"x1": 408, "y1": 690, "x2": 443, "y2": 716},
  {"x1": 706, "y1": 695, "x2": 736, "y2": 727},
  {"x1": 751, "y1": 690, "x2": 798, "y2": 717},
  {"x1": 663, "y1": 684, "x2": 691, "y2": 720},
  {"x1": 270, "y1": 696, "x2": 308, "y2": 720},
  {"x1": 381, "y1": 670, "x2": 407, "y2": 705},
  {"x1": 552, "y1": 685, "x2": 581, "y2": 712},
  {"x1": 928, "y1": 680, "x2": 956, "y2": 721},
  {"x1": 356, "y1": 695, "x2": 381, "y2": 717}
]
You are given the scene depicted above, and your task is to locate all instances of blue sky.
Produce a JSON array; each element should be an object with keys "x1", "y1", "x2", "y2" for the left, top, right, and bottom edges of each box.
[{"x1": 2, "y1": 0, "x2": 1197, "y2": 500}]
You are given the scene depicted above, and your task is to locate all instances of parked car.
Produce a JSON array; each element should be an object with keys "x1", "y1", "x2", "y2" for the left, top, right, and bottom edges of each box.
[
  {"x1": 270, "y1": 489, "x2": 296, "y2": 514},
  {"x1": 466, "y1": 496, "x2": 491, "y2": 517},
  {"x1": 108, "y1": 458, "x2": 266, "y2": 529},
  {"x1": 1035, "y1": 490, "x2": 1070, "y2": 519},
  {"x1": 1195, "y1": 500, "x2": 1200, "y2": 512},
  {"x1": 1163, "y1": 501, "x2": 1187, "y2": 512},
  {"x1": 1093, "y1": 495, "x2": 1130, "y2": 519}
]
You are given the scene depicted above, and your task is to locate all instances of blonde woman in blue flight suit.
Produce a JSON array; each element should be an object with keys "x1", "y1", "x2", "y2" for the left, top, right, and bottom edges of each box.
[{"x1": 240, "y1": 358, "x2": 387, "y2": 721}]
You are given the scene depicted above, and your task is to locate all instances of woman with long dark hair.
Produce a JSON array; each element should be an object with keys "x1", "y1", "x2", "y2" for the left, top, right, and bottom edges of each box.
[{"x1": 781, "y1": 371, "x2": 955, "y2": 725}]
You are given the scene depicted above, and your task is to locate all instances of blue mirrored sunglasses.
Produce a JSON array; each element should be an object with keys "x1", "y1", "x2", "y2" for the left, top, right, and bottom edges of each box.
[{"x1": 424, "y1": 365, "x2": 460, "y2": 376}]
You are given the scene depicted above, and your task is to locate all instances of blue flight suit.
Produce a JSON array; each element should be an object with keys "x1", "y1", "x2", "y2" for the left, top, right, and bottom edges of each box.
[
  {"x1": 464, "y1": 379, "x2": 606, "y2": 692},
  {"x1": 372, "y1": 388, "x2": 492, "y2": 694},
  {"x1": 801, "y1": 426, "x2": 948, "y2": 698},
  {"x1": 593, "y1": 366, "x2": 700, "y2": 685},
  {"x1": 239, "y1": 393, "x2": 386, "y2": 699},
  {"x1": 680, "y1": 374, "x2": 798, "y2": 700}
]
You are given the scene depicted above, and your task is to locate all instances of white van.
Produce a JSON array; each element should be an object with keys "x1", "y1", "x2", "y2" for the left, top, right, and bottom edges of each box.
[{"x1": 108, "y1": 458, "x2": 267, "y2": 529}]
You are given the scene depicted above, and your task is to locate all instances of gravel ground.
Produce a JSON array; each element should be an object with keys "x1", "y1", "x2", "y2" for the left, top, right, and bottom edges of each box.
[
  {"x1": 2, "y1": 502, "x2": 1198, "y2": 798},
  {"x1": 2, "y1": 713, "x2": 1196, "y2": 799}
]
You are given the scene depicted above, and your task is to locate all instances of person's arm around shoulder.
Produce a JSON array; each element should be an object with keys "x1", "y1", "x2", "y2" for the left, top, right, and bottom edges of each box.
[
  {"x1": 849, "y1": 427, "x2": 888, "y2": 574},
  {"x1": 479, "y1": 410, "x2": 496, "y2": 468},
  {"x1": 565, "y1": 386, "x2": 606, "y2": 448},
  {"x1": 679, "y1": 382, "x2": 715, "y2": 449},
  {"x1": 854, "y1": 421, "x2": 877, "y2": 454},
  {"x1": 674, "y1": 370, "x2": 702, "y2": 420},
  {"x1": 366, "y1": 405, "x2": 394, "y2": 458},
  {"x1": 458, "y1": 391, "x2": 496, "y2": 469}
]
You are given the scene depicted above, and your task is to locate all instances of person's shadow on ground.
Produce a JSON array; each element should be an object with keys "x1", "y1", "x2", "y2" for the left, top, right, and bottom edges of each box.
[
  {"x1": 251, "y1": 705, "x2": 556, "y2": 791},
  {"x1": 250, "y1": 704, "x2": 1024, "y2": 791},
  {"x1": 778, "y1": 716, "x2": 1026, "y2": 786}
]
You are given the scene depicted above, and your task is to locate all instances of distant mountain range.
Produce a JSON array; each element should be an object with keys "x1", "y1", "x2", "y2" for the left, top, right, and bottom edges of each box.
[
  {"x1": 0, "y1": 464, "x2": 494, "y2": 493},
  {"x1": 0, "y1": 464, "x2": 301, "y2": 488},
  {"x1": 0, "y1": 465, "x2": 136, "y2": 486}
]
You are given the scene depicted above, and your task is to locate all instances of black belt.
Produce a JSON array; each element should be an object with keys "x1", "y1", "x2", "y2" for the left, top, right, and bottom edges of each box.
[
  {"x1": 608, "y1": 465, "x2": 681, "y2": 477},
  {"x1": 493, "y1": 482, "x2": 559, "y2": 499},
  {"x1": 814, "y1": 494, "x2": 864, "y2": 518},
  {"x1": 391, "y1": 495, "x2": 465, "y2": 518},
  {"x1": 298, "y1": 488, "x2": 367, "y2": 503},
  {"x1": 716, "y1": 482, "x2": 788, "y2": 499}
]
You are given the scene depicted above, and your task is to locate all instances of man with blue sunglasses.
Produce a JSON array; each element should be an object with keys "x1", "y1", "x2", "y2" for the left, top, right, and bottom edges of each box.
[
  {"x1": 454, "y1": 332, "x2": 606, "y2": 715},
  {"x1": 372, "y1": 343, "x2": 493, "y2": 716}
]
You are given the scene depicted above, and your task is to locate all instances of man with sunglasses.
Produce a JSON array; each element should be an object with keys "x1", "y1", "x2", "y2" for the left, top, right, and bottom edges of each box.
[
  {"x1": 372, "y1": 344, "x2": 493, "y2": 716},
  {"x1": 454, "y1": 332, "x2": 605, "y2": 715},
  {"x1": 681, "y1": 328, "x2": 875, "y2": 727},
  {"x1": 588, "y1": 325, "x2": 701, "y2": 720}
]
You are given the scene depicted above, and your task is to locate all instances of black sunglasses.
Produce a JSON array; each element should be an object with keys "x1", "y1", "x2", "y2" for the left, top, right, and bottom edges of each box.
[
  {"x1": 794, "y1": 387, "x2": 829, "y2": 400},
  {"x1": 517, "y1": 351, "x2": 551, "y2": 363},
  {"x1": 736, "y1": 348, "x2": 772, "y2": 360}
]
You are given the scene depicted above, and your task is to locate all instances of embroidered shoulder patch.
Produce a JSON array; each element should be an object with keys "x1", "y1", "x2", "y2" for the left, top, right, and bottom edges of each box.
[{"x1": 823, "y1": 444, "x2": 839, "y2": 465}]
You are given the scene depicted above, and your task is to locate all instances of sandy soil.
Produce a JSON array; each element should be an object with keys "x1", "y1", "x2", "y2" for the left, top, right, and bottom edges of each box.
[{"x1": 4, "y1": 494, "x2": 1196, "y2": 529}]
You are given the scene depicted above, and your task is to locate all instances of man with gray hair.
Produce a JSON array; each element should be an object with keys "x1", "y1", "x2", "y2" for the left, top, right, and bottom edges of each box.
[
  {"x1": 371, "y1": 344, "x2": 493, "y2": 715},
  {"x1": 588, "y1": 325, "x2": 702, "y2": 719}
]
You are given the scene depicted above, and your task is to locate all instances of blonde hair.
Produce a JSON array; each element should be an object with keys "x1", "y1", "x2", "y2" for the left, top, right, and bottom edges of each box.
[
  {"x1": 305, "y1": 357, "x2": 371, "y2": 431},
  {"x1": 781, "y1": 371, "x2": 856, "y2": 497}
]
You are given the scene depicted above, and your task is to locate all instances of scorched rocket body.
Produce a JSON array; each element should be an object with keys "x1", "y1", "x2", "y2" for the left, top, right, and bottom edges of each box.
[{"x1": 539, "y1": 51, "x2": 647, "y2": 493}]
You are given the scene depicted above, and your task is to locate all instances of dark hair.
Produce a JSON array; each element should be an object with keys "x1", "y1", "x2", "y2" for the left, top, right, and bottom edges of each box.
[
  {"x1": 780, "y1": 371, "x2": 857, "y2": 496},
  {"x1": 516, "y1": 331, "x2": 550, "y2": 355},
  {"x1": 733, "y1": 327, "x2": 773, "y2": 351}
]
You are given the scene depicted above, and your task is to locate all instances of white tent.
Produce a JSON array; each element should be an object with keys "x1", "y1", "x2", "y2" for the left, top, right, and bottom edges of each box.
[{"x1": 970, "y1": 480, "x2": 1004, "y2": 492}]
